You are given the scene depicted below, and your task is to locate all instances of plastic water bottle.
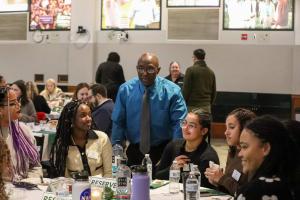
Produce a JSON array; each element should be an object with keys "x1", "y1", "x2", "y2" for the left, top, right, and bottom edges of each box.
[
  {"x1": 191, "y1": 164, "x2": 201, "y2": 199},
  {"x1": 169, "y1": 160, "x2": 180, "y2": 194},
  {"x1": 116, "y1": 159, "x2": 131, "y2": 199},
  {"x1": 142, "y1": 154, "x2": 152, "y2": 185},
  {"x1": 185, "y1": 171, "x2": 199, "y2": 200},
  {"x1": 72, "y1": 171, "x2": 91, "y2": 200},
  {"x1": 112, "y1": 143, "x2": 124, "y2": 178}
]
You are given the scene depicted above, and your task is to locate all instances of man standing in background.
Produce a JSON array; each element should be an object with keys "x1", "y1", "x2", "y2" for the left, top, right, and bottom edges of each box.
[
  {"x1": 95, "y1": 52, "x2": 125, "y2": 102},
  {"x1": 183, "y1": 49, "x2": 216, "y2": 113}
]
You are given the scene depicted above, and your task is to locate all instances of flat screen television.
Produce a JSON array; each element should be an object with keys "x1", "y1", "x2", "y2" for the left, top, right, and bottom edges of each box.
[
  {"x1": 29, "y1": 0, "x2": 71, "y2": 31},
  {"x1": 0, "y1": 0, "x2": 28, "y2": 12},
  {"x1": 223, "y1": 0, "x2": 294, "y2": 30},
  {"x1": 101, "y1": 0, "x2": 161, "y2": 30},
  {"x1": 167, "y1": 0, "x2": 220, "y2": 7}
]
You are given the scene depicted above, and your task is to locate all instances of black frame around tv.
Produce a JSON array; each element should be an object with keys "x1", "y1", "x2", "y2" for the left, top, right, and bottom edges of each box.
[
  {"x1": 0, "y1": 0, "x2": 28, "y2": 12},
  {"x1": 101, "y1": 0, "x2": 162, "y2": 30},
  {"x1": 29, "y1": 0, "x2": 71, "y2": 31},
  {"x1": 223, "y1": 0, "x2": 294, "y2": 31},
  {"x1": 167, "y1": 0, "x2": 220, "y2": 7}
]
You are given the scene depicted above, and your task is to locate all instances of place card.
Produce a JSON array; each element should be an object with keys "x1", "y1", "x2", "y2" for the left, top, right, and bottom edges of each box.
[
  {"x1": 89, "y1": 176, "x2": 117, "y2": 191},
  {"x1": 41, "y1": 192, "x2": 56, "y2": 200}
]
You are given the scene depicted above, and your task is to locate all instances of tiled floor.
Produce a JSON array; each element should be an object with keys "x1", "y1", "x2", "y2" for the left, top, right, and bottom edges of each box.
[{"x1": 211, "y1": 138, "x2": 228, "y2": 168}]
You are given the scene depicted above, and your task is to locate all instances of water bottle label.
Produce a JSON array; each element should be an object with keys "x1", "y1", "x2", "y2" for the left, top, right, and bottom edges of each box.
[
  {"x1": 147, "y1": 164, "x2": 152, "y2": 172},
  {"x1": 80, "y1": 188, "x2": 91, "y2": 199},
  {"x1": 117, "y1": 177, "x2": 128, "y2": 187},
  {"x1": 169, "y1": 170, "x2": 180, "y2": 178},
  {"x1": 186, "y1": 184, "x2": 198, "y2": 192}
]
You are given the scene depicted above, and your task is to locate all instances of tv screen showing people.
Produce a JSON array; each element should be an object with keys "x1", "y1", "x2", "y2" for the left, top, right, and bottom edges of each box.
[
  {"x1": 29, "y1": 0, "x2": 71, "y2": 31},
  {"x1": 167, "y1": 0, "x2": 220, "y2": 7},
  {"x1": 0, "y1": 0, "x2": 28, "y2": 12},
  {"x1": 223, "y1": 0, "x2": 294, "y2": 30},
  {"x1": 101, "y1": 0, "x2": 161, "y2": 30}
]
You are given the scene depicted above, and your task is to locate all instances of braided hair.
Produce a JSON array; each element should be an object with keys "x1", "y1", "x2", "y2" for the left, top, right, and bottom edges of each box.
[{"x1": 49, "y1": 100, "x2": 82, "y2": 177}]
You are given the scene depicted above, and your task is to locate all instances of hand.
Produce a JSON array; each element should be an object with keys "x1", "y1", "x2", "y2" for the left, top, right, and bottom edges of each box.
[
  {"x1": 204, "y1": 167, "x2": 224, "y2": 185},
  {"x1": 174, "y1": 155, "x2": 190, "y2": 168}
]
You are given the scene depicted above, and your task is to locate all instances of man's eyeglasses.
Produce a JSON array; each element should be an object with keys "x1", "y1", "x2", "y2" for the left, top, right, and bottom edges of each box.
[
  {"x1": 180, "y1": 120, "x2": 197, "y2": 130},
  {"x1": 136, "y1": 66, "x2": 156, "y2": 74},
  {"x1": 0, "y1": 101, "x2": 19, "y2": 107}
]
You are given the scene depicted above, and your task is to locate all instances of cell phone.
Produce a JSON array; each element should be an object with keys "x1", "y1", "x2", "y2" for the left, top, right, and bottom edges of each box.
[{"x1": 12, "y1": 181, "x2": 39, "y2": 190}]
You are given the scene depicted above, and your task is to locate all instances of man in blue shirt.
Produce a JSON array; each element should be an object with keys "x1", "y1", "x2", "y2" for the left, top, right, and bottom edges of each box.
[{"x1": 112, "y1": 52, "x2": 187, "y2": 167}]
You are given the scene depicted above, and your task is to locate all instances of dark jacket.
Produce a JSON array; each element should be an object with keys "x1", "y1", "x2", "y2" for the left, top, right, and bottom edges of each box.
[
  {"x1": 33, "y1": 95, "x2": 51, "y2": 114},
  {"x1": 165, "y1": 73, "x2": 184, "y2": 89},
  {"x1": 155, "y1": 139, "x2": 219, "y2": 189},
  {"x1": 183, "y1": 60, "x2": 216, "y2": 112},
  {"x1": 95, "y1": 61, "x2": 125, "y2": 101},
  {"x1": 92, "y1": 99, "x2": 114, "y2": 138}
]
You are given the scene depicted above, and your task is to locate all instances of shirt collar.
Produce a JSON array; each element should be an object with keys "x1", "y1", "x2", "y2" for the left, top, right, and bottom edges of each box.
[{"x1": 138, "y1": 76, "x2": 159, "y2": 93}]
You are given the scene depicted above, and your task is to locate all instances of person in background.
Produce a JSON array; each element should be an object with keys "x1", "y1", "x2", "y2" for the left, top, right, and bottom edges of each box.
[
  {"x1": 111, "y1": 52, "x2": 187, "y2": 167},
  {"x1": 155, "y1": 109, "x2": 219, "y2": 188},
  {"x1": 165, "y1": 61, "x2": 184, "y2": 89},
  {"x1": 40, "y1": 79, "x2": 64, "y2": 108},
  {"x1": 236, "y1": 115, "x2": 297, "y2": 199},
  {"x1": 11, "y1": 80, "x2": 37, "y2": 123},
  {"x1": 182, "y1": 49, "x2": 216, "y2": 113},
  {"x1": 283, "y1": 119, "x2": 300, "y2": 199},
  {"x1": 49, "y1": 100, "x2": 112, "y2": 178},
  {"x1": 95, "y1": 52, "x2": 125, "y2": 102},
  {"x1": 72, "y1": 82, "x2": 90, "y2": 103},
  {"x1": 205, "y1": 108, "x2": 256, "y2": 195},
  {"x1": 88, "y1": 83, "x2": 114, "y2": 138},
  {"x1": 0, "y1": 75, "x2": 6, "y2": 87},
  {"x1": 0, "y1": 87, "x2": 42, "y2": 179},
  {"x1": 26, "y1": 81, "x2": 51, "y2": 114}
]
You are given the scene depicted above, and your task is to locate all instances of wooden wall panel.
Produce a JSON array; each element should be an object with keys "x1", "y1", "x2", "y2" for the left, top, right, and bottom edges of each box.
[
  {"x1": 168, "y1": 9, "x2": 219, "y2": 40},
  {"x1": 0, "y1": 13, "x2": 27, "y2": 40}
]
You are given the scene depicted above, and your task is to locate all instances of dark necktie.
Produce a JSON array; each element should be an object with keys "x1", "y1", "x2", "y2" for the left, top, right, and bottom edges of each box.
[{"x1": 140, "y1": 89, "x2": 150, "y2": 154}]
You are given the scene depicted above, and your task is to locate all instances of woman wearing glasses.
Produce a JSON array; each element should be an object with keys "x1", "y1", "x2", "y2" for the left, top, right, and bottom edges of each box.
[
  {"x1": 0, "y1": 87, "x2": 42, "y2": 179},
  {"x1": 155, "y1": 109, "x2": 219, "y2": 188}
]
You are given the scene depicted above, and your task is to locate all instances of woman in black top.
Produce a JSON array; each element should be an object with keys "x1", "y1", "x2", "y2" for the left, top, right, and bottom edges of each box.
[
  {"x1": 26, "y1": 81, "x2": 51, "y2": 114},
  {"x1": 236, "y1": 115, "x2": 299, "y2": 199},
  {"x1": 155, "y1": 109, "x2": 219, "y2": 189}
]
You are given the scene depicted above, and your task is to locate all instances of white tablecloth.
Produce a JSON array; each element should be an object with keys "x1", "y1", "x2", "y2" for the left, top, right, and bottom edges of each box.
[{"x1": 7, "y1": 182, "x2": 232, "y2": 200}]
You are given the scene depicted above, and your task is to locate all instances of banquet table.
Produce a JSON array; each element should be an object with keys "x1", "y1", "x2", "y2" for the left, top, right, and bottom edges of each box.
[{"x1": 6, "y1": 180, "x2": 232, "y2": 200}]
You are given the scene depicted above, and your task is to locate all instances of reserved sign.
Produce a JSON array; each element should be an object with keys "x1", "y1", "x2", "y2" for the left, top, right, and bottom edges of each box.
[
  {"x1": 41, "y1": 192, "x2": 56, "y2": 200},
  {"x1": 89, "y1": 177, "x2": 117, "y2": 191}
]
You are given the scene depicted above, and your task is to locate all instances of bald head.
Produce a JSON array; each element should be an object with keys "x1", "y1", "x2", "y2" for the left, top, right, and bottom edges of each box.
[
  {"x1": 136, "y1": 52, "x2": 160, "y2": 86},
  {"x1": 138, "y1": 53, "x2": 159, "y2": 68}
]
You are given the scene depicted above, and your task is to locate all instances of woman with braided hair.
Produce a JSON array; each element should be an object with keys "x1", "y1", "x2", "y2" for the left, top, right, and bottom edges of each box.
[
  {"x1": 49, "y1": 100, "x2": 112, "y2": 178},
  {"x1": 0, "y1": 87, "x2": 42, "y2": 179}
]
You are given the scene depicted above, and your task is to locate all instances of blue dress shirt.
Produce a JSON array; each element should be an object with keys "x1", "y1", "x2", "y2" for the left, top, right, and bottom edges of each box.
[{"x1": 111, "y1": 76, "x2": 187, "y2": 146}]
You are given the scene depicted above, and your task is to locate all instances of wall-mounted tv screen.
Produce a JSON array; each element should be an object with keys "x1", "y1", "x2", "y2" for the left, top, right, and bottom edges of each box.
[
  {"x1": 0, "y1": 0, "x2": 28, "y2": 12},
  {"x1": 29, "y1": 0, "x2": 71, "y2": 31},
  {"x1": 223, "y1": 0, "x2": 294, "y2": 30},
  {"x1": 167, "y1": 0, "x2": 220, "y2": 7},
  {"x1": 101, "y1": 0, "x2": 161, "y2": 30}
]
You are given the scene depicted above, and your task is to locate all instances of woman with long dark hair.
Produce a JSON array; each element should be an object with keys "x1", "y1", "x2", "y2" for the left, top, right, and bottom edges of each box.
[
  {"x1": 236, "y1": 115, "x2": 298, "y2": 199},
  {"x1": 205, "y1": 108, "x2": 256, "y2": 195},
  {"x1": 11, "y1": 80, "x2": 37, "y2": 122},
  {"x1": 50, "y1": 100, "x2": 112, "y2": 177},
  {"x1": 155, "y1": 109, "x2": 219, "y2": 188}
]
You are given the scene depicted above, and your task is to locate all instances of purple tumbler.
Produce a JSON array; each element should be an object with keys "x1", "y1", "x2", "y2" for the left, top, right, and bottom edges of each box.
[{"x1": 131, "y1": 165, "x2": 150, "y2": 200}]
